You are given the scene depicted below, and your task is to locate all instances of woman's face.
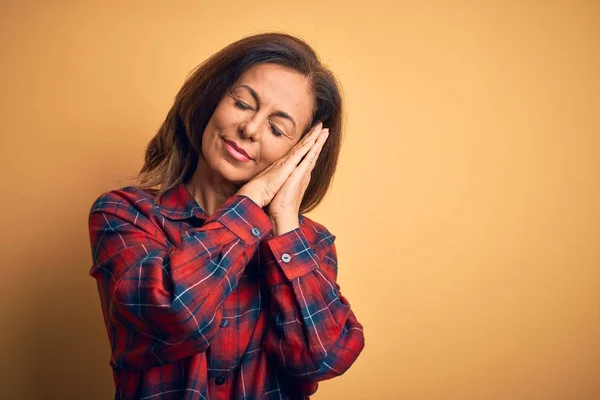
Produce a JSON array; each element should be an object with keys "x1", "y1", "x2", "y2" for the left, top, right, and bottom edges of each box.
[{"x1": 201, "y1": 63, "x2": 315, "y2": 186}]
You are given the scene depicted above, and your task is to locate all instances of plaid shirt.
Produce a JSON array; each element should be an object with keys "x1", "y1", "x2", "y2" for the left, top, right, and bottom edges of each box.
[{"x1": 88, "y1": 182, "x2": 365, "y2": 399}]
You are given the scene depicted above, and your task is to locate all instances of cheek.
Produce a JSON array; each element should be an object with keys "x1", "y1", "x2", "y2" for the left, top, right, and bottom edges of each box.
[
  {"x1": 211, "y1": 104, "x2": 229, "y2": 128},
  {"x1": 201, "y1": 124, "x2": 216, "y2": 151},
  {"x1": 258, "y1": 141, "x2": 294, "y2": 166},
  {"x1": 211, "y1": 98, "x2": 242, "y2": 129},
  {"x1": 202, "y1": 104, "x2": 231, "y2": 150}
]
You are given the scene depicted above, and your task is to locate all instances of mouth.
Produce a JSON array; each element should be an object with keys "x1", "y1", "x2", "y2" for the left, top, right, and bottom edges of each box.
[{"x1": 223, "y1": 138, "x2": 253, "y2": 162}]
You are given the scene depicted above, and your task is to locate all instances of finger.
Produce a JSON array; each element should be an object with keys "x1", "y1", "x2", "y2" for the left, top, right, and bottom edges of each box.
[
  {"x1": 297, "y1": 128, "x2": 328, "y2": 166},
  {"x1": 285, "y1": 127, "x2": 327, "y2": 170},
  {"x1": 309, "y1": 127, "x2": 329, "y2": 156},
  {"x1": 303, "y1": 121, "x2": 324, "y2": 143},
  {"x1": 291, "y1": 122, "x2": 324, "y2": 155},
  {"x1": 292, "y1": 129, "x2": 329, "y2": 178},
  {"x1": 302, "y1": 125, "x2": 328, "y2": 154},
  {"x1": 262, "y1": 126, "x2": 327, "y2": 189},
  {"x1": 253, "y1": 126, "x2": 322, "y2": 177}
]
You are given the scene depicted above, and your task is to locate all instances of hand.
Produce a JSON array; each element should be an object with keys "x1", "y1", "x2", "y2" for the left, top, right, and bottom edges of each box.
[
  {"x1": 268, "y1": 127, "x2": 329, "y2": 225},
  {"x1": 236, "y1": 121, "x2": 328, "y2": 209}
]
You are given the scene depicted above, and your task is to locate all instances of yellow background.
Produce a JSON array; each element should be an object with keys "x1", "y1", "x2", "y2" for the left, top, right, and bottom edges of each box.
[{"x1": 1, "y1": 1, "x2": 599, "y2": 399}]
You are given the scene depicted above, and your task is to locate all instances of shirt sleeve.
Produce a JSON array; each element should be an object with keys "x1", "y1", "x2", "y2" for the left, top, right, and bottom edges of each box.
[
  {"x1": 88, "y1": 190, "x2": 273, "y2": 370},
  {"x1": 261, "y1": 221, "x2": 365, "y2": 394}
]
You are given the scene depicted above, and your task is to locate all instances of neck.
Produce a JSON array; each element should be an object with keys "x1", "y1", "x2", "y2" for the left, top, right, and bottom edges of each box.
[{"x1": 185, "y1": 154, "x2": 240, "y2": 217}]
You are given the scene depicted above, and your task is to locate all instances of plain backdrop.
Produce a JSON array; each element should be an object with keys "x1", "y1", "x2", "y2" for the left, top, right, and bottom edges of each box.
[{"x1": 1, "y1": 1, "x2": 599, "y2": 399}]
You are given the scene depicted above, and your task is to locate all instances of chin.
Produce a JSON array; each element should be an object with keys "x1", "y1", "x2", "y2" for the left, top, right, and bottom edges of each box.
[{"x1": 215, "y1": 160, "x2": 252, "y2": 185}]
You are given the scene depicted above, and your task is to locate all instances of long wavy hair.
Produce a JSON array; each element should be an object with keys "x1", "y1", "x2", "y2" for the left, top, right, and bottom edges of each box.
[{"x1": 130, "y1": 32, "x2": 344, "y2": 214}]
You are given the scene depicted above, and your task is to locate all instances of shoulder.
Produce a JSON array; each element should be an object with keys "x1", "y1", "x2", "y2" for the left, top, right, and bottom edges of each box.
[
  {"x1": 88, "y1": 185, "x2": 158, "y2": 220},
  {"x1": 299, "y1": 214, "x2": 337, "y2": 248}
]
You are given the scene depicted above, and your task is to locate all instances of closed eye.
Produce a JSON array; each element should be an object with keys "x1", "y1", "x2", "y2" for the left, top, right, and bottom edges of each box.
[
  {"x1": 269, "y1": 122, "x2": 283, "y2": 137},
  {"x1": 233, "y1": 98, "x2": 284, "y2": 138},
  {"x1": 234, "y1": 100, "x2": 251, "y2": 110}
]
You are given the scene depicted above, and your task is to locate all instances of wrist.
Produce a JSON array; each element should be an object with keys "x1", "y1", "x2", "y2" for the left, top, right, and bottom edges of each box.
[
  {"x1": 272, "y1": 216, "x2": 300, "y2": 236},
  {"x1": 235, "y1": 188, "x2": 262, "y2": 208}
]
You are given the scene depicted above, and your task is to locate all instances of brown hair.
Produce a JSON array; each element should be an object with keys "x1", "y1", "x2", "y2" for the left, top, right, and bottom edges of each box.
[{"x1": 131, "y1": 31, "x2": 344, "y2": 214}]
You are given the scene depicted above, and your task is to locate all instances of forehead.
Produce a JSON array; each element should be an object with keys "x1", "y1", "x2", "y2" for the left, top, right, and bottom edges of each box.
[{"x1": 234, "y1": 63, "x2": 314, "y2": 132}]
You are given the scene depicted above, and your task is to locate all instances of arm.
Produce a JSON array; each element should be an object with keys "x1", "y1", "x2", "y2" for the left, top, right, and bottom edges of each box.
[
  {"x1": 88, "y1": 190, "x2": 272, "y2": 370},
  {"x1": 261, "y1": 220, "x2": 365, "y2": 394}
]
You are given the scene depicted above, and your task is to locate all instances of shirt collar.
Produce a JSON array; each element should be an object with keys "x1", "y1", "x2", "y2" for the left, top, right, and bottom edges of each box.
[{"x1": 155, "y1": 182, "x2": 207, "y2": 221}]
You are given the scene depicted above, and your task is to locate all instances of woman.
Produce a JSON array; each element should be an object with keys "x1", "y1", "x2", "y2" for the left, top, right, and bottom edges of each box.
[{"x1": 88, "y1": 32, "x2": 365, "y2": 400}]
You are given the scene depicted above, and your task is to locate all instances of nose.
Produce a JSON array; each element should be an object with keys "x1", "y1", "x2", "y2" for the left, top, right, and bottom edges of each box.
[{"x1": 238, "y1": 112, "x2": 268, "y2": 141}]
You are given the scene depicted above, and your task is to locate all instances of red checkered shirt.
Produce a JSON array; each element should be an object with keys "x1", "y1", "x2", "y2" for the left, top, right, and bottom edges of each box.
[{"x1": 88, "y1": 182, "x2": 365, "y2": 399}]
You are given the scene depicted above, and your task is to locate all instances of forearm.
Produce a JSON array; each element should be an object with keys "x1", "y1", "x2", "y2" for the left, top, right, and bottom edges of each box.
[
  {"x1": 265, "y1": 274, "x2": 363, "y2": 377},
  {"x1": 260, "y1": 224, "x2": 365, "y2": 380}
]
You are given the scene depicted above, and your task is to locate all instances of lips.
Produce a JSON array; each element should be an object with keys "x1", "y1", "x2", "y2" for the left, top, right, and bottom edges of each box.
[{"x1": 223, "y1": 139, "x2": 253, "y2": 160}]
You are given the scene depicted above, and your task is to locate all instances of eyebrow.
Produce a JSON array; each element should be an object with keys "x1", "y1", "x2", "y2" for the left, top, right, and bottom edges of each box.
[{"x1": 237, "y1": 84, "x2": 297, "y2": 128}]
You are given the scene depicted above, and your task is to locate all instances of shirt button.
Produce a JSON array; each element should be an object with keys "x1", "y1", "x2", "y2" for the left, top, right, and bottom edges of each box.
[
  {"x1": 251, "y1": 227, "x2": 261, "y2": 237},
  {"x1": 215, "y1": 375, "x2": 226, "y2": 385},
  {"x1": 219, "y1": 318, "x2": 229, "y2": 328},
  {"x1": 282, "y1": 253, "x2": 292, "y2": 263}
]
